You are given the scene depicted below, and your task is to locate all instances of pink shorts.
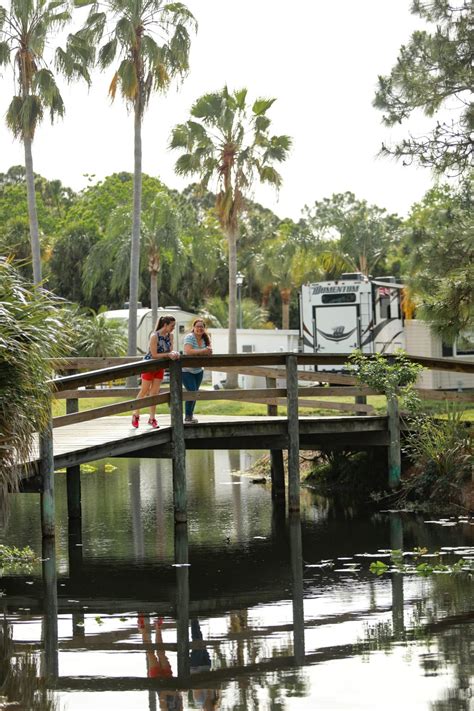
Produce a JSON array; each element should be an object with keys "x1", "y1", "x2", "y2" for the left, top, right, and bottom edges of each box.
[{"x1": 141, "y1": 369, "x2": 164, "y2": 381}]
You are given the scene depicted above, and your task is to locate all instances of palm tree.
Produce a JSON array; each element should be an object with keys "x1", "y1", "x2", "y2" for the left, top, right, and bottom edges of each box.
[
  {"x1": 200, "y1": 295, "x2": 270, "y2": 329},
  {"x1": 83, "y1": 193, "x2": 185, "y2": 320},
  {"x1": 0, "y1": 0, "x2": 88, "y2": 285},
  {"x1": 170, "y1": 87, "x2": 291, "y2": 386},
  {"x1": 0, "y1": 257, "x2": 70, "y2": 509},
  {"x1": 74, "y1": 0, "x2": 196, "y2": 356}
]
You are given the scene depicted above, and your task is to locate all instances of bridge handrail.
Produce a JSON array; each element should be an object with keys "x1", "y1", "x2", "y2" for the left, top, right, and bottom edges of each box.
[{"x1": 48, "y1": 352, "x2": 474, "y2": 392}]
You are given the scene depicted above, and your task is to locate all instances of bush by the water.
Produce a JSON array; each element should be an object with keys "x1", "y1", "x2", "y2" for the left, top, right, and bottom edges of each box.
[
  {"x1": 305, "y1": 448, "x2": 388, "y2": 503},
  {"x1": 401, "y1": 407, "x2": 473, "y2": 510}
]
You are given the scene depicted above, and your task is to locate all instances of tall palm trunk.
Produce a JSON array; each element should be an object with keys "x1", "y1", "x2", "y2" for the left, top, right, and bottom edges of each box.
[
  {"x1": 150, "y1": 269, "x2": 158, "y2": 331},
  {"x1": 281, "y1": 288, "x2": 291, "y2": 330},
  {"x1": 225, "y1": 226, "x2": 238, "y2": 388},
  {"x1": 128, "y1": 104, "x2": 142, "y2": 357},
  {"x1": 23, "y1": 136, "x2": 42, "y2": 284}
]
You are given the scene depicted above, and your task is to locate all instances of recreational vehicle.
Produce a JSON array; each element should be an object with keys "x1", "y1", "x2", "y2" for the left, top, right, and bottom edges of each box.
[
  {"x1": 102, "y1": 306, "x2": 197, "y2": 355},
  {"x1": 299, "y1": 273, "x2": 405, "y2": 368}
]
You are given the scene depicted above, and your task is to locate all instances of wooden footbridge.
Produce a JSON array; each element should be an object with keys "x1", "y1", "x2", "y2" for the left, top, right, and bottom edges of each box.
[{"x1": 23, "y1": 352, "x2": 474, "y2": 537}]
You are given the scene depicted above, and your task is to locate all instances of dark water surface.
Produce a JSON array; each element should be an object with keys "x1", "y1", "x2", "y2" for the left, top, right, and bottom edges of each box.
[{"x1": 0, "y1": 451, "x2": 473, "y2": 710}]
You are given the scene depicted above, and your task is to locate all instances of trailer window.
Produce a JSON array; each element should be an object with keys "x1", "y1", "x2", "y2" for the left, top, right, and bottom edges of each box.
[
  {"x1": 379, "y1": 296, "x2": 391, "y2": 319},
  {"x1": 321, "y1": 293, "x2": 357, "y2": 304}
]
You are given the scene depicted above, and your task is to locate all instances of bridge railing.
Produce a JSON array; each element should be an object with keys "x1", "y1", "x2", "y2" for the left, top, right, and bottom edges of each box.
[{"x1": 48, "y1": 352, "x2": 474, "y2": 429}]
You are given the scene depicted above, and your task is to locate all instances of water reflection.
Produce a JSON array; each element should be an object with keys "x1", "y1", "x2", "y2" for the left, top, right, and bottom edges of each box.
[{"x1": 0, "y1": 452, "x2": 472, "y2": 709}]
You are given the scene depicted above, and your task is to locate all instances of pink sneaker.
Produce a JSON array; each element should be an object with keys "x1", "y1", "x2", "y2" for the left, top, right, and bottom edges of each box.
[
  {"x1": 148, "y1": 418, "x2": 159, "y2": 429},
  {"x1": 131, "y1": 414, "x2": 139, "y2": 428}
]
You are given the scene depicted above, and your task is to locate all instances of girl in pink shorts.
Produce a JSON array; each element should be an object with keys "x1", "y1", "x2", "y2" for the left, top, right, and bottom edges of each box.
[{"x1": 131, "y1": 315, "x2": 180, "y2": 429}]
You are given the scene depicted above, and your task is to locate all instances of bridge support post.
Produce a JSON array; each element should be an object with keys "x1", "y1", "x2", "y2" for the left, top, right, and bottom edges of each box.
[
  {"x1": 286, "y1": 355, "x2": 300, "y2": 512},
  {"x1": 387, "y1": 394, "x2": 401, "y2": 488},
  {"x1": 267, "y1": 377, "x2": 285, "y2": 501},
  {"x1": 169, "y1": 360, "x2": 187, "y2": 523},
  {"x1": 39, "y1": 413, "x2": 55, "y2": 539},
  {"x1": 66, "y1": 397, "x2": 82, "y2": 521}
]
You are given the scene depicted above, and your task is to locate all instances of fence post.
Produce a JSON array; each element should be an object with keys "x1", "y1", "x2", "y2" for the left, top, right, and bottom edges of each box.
[
  {"x1": 354, "y1": 394, "x2": 367, "y2": 416},
  {"x1": 66, "y1": 394, "x2": 82, "y2": 521},
  {"x1": 39, "y1": 407, "x2": 55, "y2": 539},
  {"x1": 266, "y1": 377, "x2": 285, "y2": 500},
  {"x1": 387, "y1": 394, "x2": 401, "y2": 488},
  {"x1": 286, "y1": 355, "x2": 300, "y2": 512},
  {"x1": 169, "y1": 360, "x2": 187, "y2": 523}
]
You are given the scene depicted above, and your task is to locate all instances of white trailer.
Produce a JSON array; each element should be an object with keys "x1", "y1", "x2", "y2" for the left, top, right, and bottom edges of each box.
[
  {"x1": 299, "y1": 273, "x2": 405, "y2": 369},
  {"x1": 102, "y1": 306, "x2": 197, "y2": 355}
]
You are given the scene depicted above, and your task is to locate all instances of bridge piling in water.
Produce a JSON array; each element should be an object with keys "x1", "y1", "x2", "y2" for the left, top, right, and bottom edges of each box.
[
  {"x1": 266, "y1": 377, "x2": 285, "y2": 501},
  {"x1": 66, "y1": 395, "x2": 82, "y2": 521},
  {"x1": 170, "y1": 361, "x2": 187, "y2": 523},
  {"x1": 387, "y1": 395, "x2": 401, "y2": 488},
  {"x1": 39, "y1": 414, "x2": 55, "y2": 539},
  {"x1": 286, "y1": 355, "x2": 300, "y2": 512}
]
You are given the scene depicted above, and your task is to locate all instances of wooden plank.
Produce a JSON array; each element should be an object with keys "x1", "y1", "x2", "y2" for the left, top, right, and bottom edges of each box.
[
  {"x1": 52, "y1": 393, "x2": 170, "y2": 428},
  {"x1": 211, "y1": 365, "x2": 359, "y2": 385},
  {"x1": 415, "y1": 388, "x2": 474, "y2": 402}
]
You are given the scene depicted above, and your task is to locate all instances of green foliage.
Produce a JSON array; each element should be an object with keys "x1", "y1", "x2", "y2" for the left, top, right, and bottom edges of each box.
[
  {"x1": 401, "y1": 405, "x2": 472, "y2": 508},
  {"x1": 200, "y1": 296, "x2": 272, "y2": 329},
  {"x1": 0, "y1": 258, "x2": 71, "y2": 507},
  {"x1": 374, "y1": 1, "x2": 472, "y2": 175},
  {"x1": 303, "y1": 192, "x2": 402, "y2": 276},
  {"x1": 0, "y1": 544, "x2": 37, "y2": 571},
  {"x1": 402, "y1": 180, "x2": 473, "y2": 341},
  {"x1": 305, "y1": 449, "x2": 387, "y2": 502},
  {"x1": 349, "y1": 350, "x2": 423, "y2": 409},
  {"x1": 72, "y1": 0, "x2": 196, "y2": 116},
  {"x1": 70, "y1": 309, "x2": 127, "y2": 357}
]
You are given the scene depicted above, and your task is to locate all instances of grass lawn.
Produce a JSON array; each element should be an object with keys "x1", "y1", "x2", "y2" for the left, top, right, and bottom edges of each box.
[{"x1": 51, "y1": 390, "x2": 474, "y2": 420}]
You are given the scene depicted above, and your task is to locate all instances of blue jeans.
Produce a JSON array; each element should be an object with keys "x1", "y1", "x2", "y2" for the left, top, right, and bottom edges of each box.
[{"x1": 182, "y1": 370, "x2": 203, "y2": 417}]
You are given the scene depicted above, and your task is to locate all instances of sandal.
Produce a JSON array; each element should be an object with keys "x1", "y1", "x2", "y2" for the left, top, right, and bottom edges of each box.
[
  {"x1": 131, "y1": 414, "x2": 140, "y2": 428},
  {"x1": 148, "y1": 417, "x2": 159, "y2": 429}
]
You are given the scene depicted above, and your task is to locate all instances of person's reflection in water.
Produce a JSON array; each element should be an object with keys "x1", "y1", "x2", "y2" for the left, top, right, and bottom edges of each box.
[
  {"x1": 138, "y1": 615, "x2": 183, "y2": 711},
  {"x1": 190, "y1": 618, "x2": 220, "y2": 710}
]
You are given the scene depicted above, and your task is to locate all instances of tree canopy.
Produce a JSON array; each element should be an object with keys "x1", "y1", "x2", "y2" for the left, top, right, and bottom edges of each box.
[{"x1": 374, "y1": 0, "x2": 473, "y2": 176}]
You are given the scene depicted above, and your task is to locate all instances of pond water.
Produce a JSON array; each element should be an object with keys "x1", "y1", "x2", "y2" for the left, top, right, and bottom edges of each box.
[{"x1": 0, "y1": 450, "x2": 473, "y2": 710}]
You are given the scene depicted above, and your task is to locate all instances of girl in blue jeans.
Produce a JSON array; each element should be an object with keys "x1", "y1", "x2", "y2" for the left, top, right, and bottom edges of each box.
[{"x1": 182, "y1": 319, "x2": 212, "y2": 423}]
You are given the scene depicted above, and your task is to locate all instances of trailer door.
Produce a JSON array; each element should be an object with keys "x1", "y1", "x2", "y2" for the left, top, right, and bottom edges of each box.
[{"x1": 314, "y1": 305, "x2": 360, "y2": 353}]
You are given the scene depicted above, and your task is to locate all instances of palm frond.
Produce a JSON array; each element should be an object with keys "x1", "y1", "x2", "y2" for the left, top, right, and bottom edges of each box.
[
  {"x1": 98, "y1": 37, "x2": 117, "y2": 68},
  {"x1": 252, "y1": 97, "x2": 276, "y2": 115},
  {"x1": 0, "y1": 40, "x2": 10, "y2": 67}
]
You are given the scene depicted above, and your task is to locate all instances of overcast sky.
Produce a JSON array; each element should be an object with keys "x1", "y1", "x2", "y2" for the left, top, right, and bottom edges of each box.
[{"x1": 0, "y1": 0, "x2": 436, "y2": 220}]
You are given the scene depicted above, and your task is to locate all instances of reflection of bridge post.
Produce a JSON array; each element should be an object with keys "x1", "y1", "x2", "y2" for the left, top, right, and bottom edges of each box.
[
  {"x1": 67, "y1": 516, "x2": 85, "y2": 638},
  {"x1": 41, "y1": 537, "x2": 58, "y2": 679},
  {"x1": 169, "y1": 361, "x2": 187, "y2": 523},
  {"x1": 389, "y1": 514, "x2": 405, "y2": 636},
  {"x1": 174, "y1": 523, "x2": 190, "y2": 679},
  {"x1": 129, "y1": 460, "x2": 145, "y2": 560},
  {"x1": 289, "y1": 513, "x2": 305, "y2": 665}
]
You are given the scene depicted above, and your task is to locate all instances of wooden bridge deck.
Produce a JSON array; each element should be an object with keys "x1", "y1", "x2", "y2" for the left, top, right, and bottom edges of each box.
[{"x1": 26, "y1": 414, "x2": 389, "y2": 473}]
